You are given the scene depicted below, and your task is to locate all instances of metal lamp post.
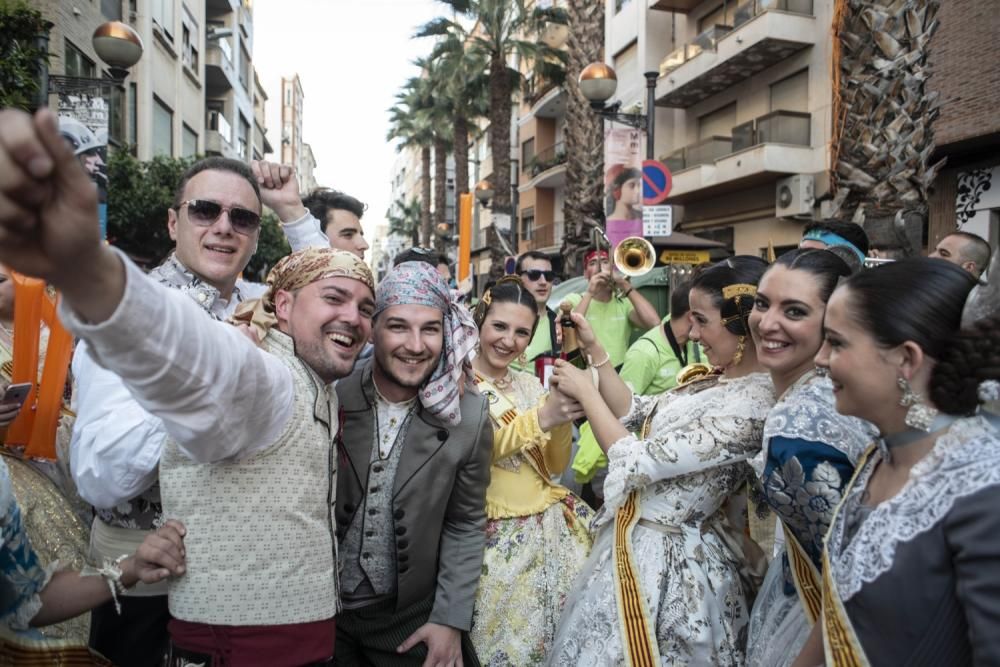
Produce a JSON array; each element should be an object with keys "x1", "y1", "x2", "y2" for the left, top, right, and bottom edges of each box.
[{"x1": 579, "y1": 62, "x2": 658, "y2": 160}]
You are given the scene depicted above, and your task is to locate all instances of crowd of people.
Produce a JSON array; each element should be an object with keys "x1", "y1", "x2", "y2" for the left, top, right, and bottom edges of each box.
[{"x1": 0, "y1": 106, "x2": 998, "y2": 667}]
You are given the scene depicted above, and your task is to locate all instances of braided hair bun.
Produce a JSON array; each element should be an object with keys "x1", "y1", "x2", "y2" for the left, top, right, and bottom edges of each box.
[{"x1": 930, "y1": 315, "x2": 1000, "y2": 416}]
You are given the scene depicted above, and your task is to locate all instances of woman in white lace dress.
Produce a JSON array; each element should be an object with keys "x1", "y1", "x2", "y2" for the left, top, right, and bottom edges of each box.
[
  {"x1": 548, "y1": 257, "x2": 775, "y2": 666},
  {"x1": 468, "y1": 278, "x2": 595, "y2": 665},
  {"x1": 792, "y1": 258, "x2": 1000, "y2": 665}
]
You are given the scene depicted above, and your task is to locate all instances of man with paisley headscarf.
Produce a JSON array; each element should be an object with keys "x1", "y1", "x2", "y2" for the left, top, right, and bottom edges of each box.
[{"x1": 334, "y1": 261, "x2": 493, "y2": 666}]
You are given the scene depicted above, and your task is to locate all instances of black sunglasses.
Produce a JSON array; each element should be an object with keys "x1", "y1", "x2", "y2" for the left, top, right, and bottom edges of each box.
[
  {"x1": 178, "y1": 199, "x2": 262, "y2": 235},
  {"x1": 520, "y1": 269, "x2": 555, "y2": 282}
]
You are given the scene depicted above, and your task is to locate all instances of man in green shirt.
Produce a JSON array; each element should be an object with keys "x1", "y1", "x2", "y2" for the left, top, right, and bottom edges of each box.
[
  {"x1": 509, "y1": 251, "x2": 559, "y2": 374},
  {"x1": 571, "y1": 280, "x2": 698, "y2": 495},
  {"x1": 561, "y1": 248, "x2": 660, "y2": 368}
]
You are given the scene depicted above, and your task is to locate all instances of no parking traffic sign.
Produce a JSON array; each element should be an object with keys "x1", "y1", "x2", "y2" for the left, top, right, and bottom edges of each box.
[{"x1": 642, "y1": 160, "x2": 672, "y2": 206}]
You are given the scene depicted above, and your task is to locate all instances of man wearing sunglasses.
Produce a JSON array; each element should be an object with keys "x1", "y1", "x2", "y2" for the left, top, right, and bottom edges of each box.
[
  {"x1": 0, "y1": 108, "x2": 377, "y2": 666},
  {"x1": 509, "y1": 251, "x2": 560, "y2": 374}
]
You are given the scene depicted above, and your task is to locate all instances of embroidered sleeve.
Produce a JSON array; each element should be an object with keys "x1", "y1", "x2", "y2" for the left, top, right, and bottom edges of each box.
[
  {"x1": 603, "y1": 409, "x2": 766, "y2": 516},
  {"x1": 618, "y1": 390, "x2": 660, "y2": 433},
  {"x1": 0, "y1": 463, "x2": 56, "y2": 632}
]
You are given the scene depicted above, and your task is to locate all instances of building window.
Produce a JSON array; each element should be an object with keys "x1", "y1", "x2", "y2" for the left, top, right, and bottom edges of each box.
[
  {"x1": 181, "y1": 6, "x2": 199, "y2": 73},
  {"x1": 128, "y1": 83, "x2": 137, "y2": 153},
  {"x1": 64, "y1": 40, "x2": 96, "y2": 78},
  {"x1": 101, "y1": 0, "x2": 122, "y2": 21},
  {"x1": 614, "y1": 0, "x2": 632, "y2": 13},
  {"x1": 521, "y1": 207, "x2": 535, "y2": 241},
  {"x1": 152, "y1": 96, "x2": 173, "y2": 157},
  {"x1": 238, "y1": 114, "x2": 250, "y2": 160},
  {"x1": 698, "y1": 102, "x2": 738, "y2": 139},
  {"x1": 182, "y1": 123, "x2": 198, "y2": 157},
  {"x1": 207, "y1": 100, "x2": 232, "y2": 143},
  {"x1": 108, "y1": 86, "x2": 125, "y2": 147},
  {"x1": 239, "y1": 45, "x2": 251, "y2": 92},
  {"x1": 770, "y1": 69, "x2": 809, "y2": 112},
  {"x1": 613, "y1": 41, "x2": 638, "y2": 83},
  {"x1": 152, "y1": 0, "x2": 175, "y2": 42},
  {"x1": 522, "y1": 138, "x2": 535, "y2": 167}
]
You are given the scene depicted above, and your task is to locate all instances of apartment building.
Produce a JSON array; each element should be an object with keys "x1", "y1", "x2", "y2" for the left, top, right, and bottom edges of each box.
[
  {"x1": 606, "y1": 0, "x2": 832, "y2": 256},
  {"x1": 36, "y1": 0, "x2": 271, "y2": 163}
]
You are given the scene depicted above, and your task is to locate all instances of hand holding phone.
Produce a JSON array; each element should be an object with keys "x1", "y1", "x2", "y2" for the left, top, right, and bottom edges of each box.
[{"x1": 0, "y1": 382, "x2": 30, "y2": 428}]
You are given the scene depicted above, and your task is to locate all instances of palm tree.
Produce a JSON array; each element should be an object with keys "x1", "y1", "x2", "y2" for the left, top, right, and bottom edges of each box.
[
  {"x1": 426, "y1": 32, "x2": 490, "y2": 206},
  {"x1": 418, "y1": 0, "x2": 562, "y2": 278},
  {"x1": 387, "y1": 77, "x2": 436, "y2": 246},
  {"x1": 387, "y1": 196, "x2": 422, "y2": 248},
  {"x1": 561, "y1": 0, "x2": 605, "y2": 277}
]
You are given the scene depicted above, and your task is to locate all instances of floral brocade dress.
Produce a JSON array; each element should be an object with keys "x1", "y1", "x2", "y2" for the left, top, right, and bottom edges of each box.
[
  {"x1": 745, "y1": 371, "x2": 875, "y2": 667},
  {"x1": 549, "y1": 372, "x2": 775, "y2": 666},
  {"x1": 470, "y1": 371, "x2": 594, "y2": 666}
]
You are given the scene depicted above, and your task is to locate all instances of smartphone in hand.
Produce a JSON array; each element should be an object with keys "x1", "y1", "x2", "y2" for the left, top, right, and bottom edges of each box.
[{"x1": 0, "y1": 382, "x2": 32, "y2": 409}]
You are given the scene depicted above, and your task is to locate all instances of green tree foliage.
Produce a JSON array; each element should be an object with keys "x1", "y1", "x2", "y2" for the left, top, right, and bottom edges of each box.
[
  {"x1": 0, "y1": 0, "x2": 49, "y2": 111},
  {"x1": 387, "y1": 196, "x2": 422, "y2": 248},
  {"x1": 106, "y1": 150, "x2": 194, "y2": 266},
  {"x1": 107, "y1": 150, "x2": 290, "y2": 278}
]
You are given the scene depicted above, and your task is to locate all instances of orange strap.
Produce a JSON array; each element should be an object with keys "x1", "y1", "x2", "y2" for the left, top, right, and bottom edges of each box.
[{"x1": 4, "y1": 273, "x2": 72, "y2": 459}]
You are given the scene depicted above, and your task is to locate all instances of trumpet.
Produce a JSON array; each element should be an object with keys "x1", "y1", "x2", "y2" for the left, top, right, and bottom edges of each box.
[{"x1": 614, "y1": 237, "x2": 656, "y2": 277}]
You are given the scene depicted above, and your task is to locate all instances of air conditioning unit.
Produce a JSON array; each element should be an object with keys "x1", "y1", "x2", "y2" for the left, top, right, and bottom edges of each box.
[{"x1": 776, "y1": 175, "x2": 815, "y2": 218}]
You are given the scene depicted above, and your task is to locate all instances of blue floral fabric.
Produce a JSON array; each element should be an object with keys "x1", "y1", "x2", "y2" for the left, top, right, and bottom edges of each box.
[
  {"x1": 763, "y1": 435, "x2": 855, "y2": 593},
  {"x1": 0, "y1": 457, "x2": 50, "y2": 633}
]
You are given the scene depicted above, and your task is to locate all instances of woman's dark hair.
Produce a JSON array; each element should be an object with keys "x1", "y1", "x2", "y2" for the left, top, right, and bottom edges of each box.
[
  {"x1": 472, "y1": 277, "x2": 539, "y2": 334},
  {"x1": 691, "y1": 256, "x2": 769, "y2": 336},
  {"x1": 611, "y1": 167, "x2": 642, "y2": 190},
  {"x1": 802, "y1": 220, "x2": 870, "y2": 256},
  {"x1": 771, "y1": 248, "x2": 854, "y2": 304},
  {"x1": 930, "y1": 315, "x2": 1000, "y2": 415},
  {"x1": 841, "y1": 258, "x2": 976, "y2": 360}
]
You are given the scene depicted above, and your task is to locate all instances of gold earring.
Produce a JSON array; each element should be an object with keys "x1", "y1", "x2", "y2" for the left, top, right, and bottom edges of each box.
[
  {"x1": 518, "y1": 352, "x2": 528, "y2": 364},
  {"x1": 731, "y1": 336, "x2": 746, "y2": 367}
]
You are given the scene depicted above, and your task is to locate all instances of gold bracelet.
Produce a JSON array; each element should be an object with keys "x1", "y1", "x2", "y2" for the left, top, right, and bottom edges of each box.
[{"x1": 591, "y1": 353, "x2": 611, "y2": 369}]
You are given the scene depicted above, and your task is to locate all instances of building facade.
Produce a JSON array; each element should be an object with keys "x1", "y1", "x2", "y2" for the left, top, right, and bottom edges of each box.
[{"x1": 36, "y1": 0, "x2": 272, "y2": 163}]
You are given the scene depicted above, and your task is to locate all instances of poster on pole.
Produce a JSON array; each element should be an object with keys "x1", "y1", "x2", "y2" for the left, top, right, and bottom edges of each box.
[
  {"x1": 603, "y1": 125, "x2": 645, "y2": 251},
  {"x1": 57, "y1": 93, "x2": 109, "y2": 238}
]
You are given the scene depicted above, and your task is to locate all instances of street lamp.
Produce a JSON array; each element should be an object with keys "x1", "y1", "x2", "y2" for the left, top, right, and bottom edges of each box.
[
  {"x1": 474, "y1": 179, "x2": 495, "y2": 206},
  {"x1": 91, "y1": 21, "x2": 144, "y2": 81},
  {"x1": 579, "y1": 63, "x2": 659, "y2": 160}
]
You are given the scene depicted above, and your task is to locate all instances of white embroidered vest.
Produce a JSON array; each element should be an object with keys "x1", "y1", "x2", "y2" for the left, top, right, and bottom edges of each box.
[{"x1": 159, "y1": 330, "x2": 340, "y2": 625}]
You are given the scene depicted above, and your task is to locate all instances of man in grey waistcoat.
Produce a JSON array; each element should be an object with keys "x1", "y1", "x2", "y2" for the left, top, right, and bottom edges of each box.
[{"x1": 334, "y1": 260, "x2": 493, "y2": 666}]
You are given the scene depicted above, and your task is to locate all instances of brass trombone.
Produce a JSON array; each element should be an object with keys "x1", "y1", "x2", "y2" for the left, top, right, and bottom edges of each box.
[{"x1": 590, "y1": 226, "x2": 656, "y2": 278}]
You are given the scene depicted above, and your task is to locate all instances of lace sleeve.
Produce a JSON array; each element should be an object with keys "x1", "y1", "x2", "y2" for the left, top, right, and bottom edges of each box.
[{"x1": 603, "y1": 410, "x2": 766, "y2": 515}]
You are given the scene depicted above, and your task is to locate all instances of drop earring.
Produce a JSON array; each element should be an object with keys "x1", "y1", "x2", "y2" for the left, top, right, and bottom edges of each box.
[
  {"x1": 731, "y1": 336, "x2": 746, "y2": 367},
  {"x1": 898, "y1": 376, "x2": 937, "y2": 431}
]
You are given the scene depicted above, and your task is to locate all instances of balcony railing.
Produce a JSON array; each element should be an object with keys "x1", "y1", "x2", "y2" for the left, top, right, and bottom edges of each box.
[
  {"x1": 686, "y1": 136, "x2": 733, "y2": 168},
  {"x1": 525, "y1": 223, "x2": 557, "y2": 249},
  {"x1": 658, "y1": 0, "x2": 813, "y2": 77},
  {"x1": 756, "y1": 110, "x2": 810, "y2": 145},
  {"x1": 207, "y1": 110, "x2": 232, "y2": 143},
  {"x1": 527, "y1": 141, "x2": 566, "y2": 177},
  {"x1": 660, "y1": 110, "x2": 812, "y2": 171},
  {"x1": 660, "y1": 25, "x2": 731, "y2": 76}
]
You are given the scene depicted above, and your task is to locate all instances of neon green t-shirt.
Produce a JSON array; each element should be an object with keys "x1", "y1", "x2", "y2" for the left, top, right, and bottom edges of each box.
[{"x1": 562, "y1": 292, "x2": 636, "y2": 368}]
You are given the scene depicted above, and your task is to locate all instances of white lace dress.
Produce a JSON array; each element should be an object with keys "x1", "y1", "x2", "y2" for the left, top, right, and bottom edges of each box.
[{"x1": 548, "y1": 372, "x2": 775, "y2": 666}]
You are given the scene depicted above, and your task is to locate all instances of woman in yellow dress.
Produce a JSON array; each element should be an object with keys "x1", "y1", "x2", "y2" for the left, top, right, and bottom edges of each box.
[{"x1": 468, "y1": 277, "x2": 595, "y2": 665}]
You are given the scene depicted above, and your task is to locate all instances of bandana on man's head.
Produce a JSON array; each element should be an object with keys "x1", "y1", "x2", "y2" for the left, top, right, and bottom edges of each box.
[
  {"x1": 800, "y1": 229, "x2": 866, "y2": 265},
  {"x1": 231, "y1": 247, "x2": 374, "y2": 341},
  {"x1": 375, "y1": 261, "x2": 478, "y2": 426},
  {"x1": 584, "y1": 249, "x2": 610, "y2": 266}
]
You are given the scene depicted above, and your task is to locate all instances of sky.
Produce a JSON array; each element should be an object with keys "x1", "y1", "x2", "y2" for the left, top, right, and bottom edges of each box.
[{"x1": 253, "y1": 0, "x2": 444, "y2": 243}]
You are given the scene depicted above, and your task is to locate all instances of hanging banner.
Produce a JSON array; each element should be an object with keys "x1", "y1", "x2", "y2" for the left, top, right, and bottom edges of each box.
[
  {"x1": 58, "y1": 93, "x2": 109, "y2": 239},
  {"x1": 604, "y1": 125, "x2": 645, "y2": 250}
]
